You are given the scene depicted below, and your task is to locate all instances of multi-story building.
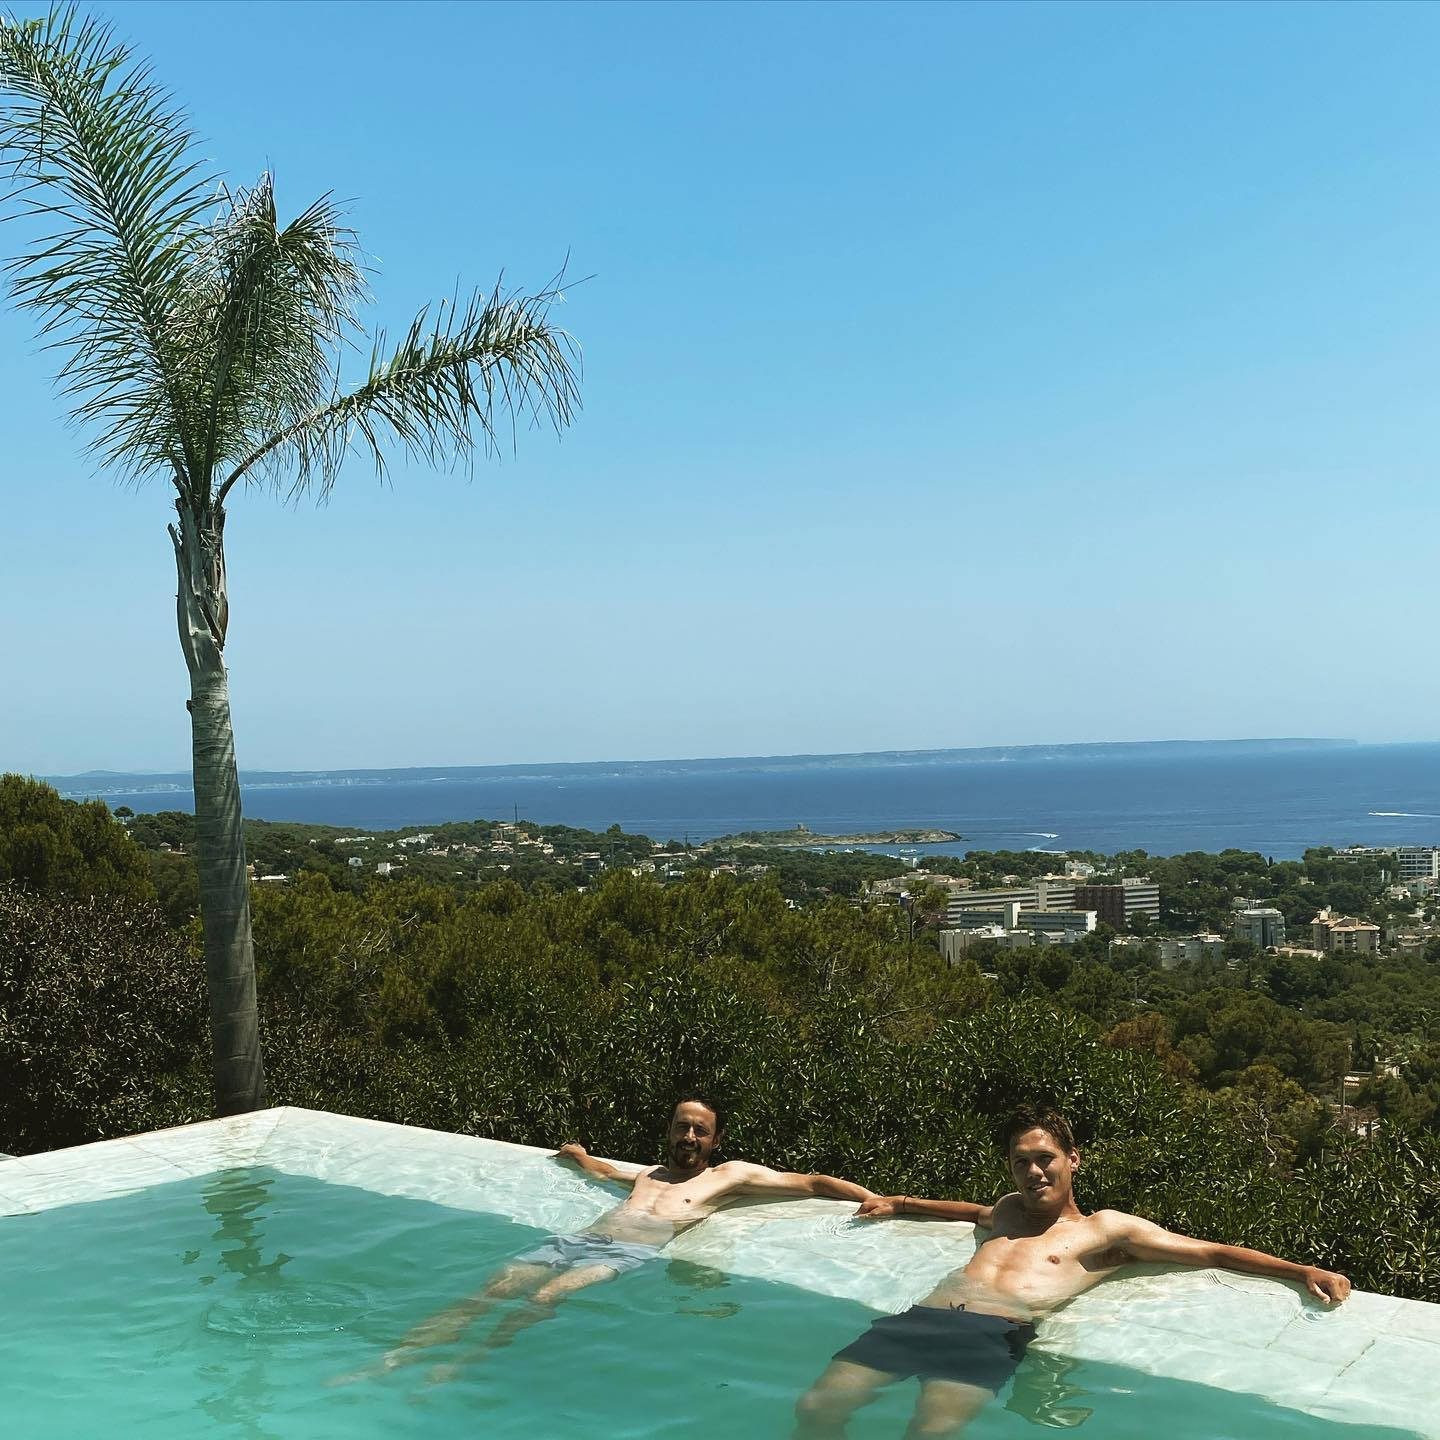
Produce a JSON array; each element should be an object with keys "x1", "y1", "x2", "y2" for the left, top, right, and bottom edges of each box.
[
  {"x1": 946, "y1": 902, "x2": 1095, "y2": 938},
  {"x1": 1329, "y1": 921, "x2": 1381, "y2": 953},
  {"x1": 1311, "y1": 908, "x2": 1381, "y2": 955},
  {"x1": 1018, "y1": 910, "x2": 1097, "y2": 942},
  {"x1": 1072, "y1": 880, "x2": 1160, "y2": 928},
  {"x1": 946, "y1": 876, "x2": 1159, "y2": 928},
  {"x1": 947, "y1": 884, "x2": 1059, "y2": 920},
  {"x1": 938, "y1": 881, "x2": 1078, "y2": 920},
  {"x1": 1155, "y1": 934, "x2": 1227, "y2": 970},
  {"x1": 1332, "y1": 845, "x2": 1438, "y2": 881},
  {"x1": 941, "y1": 926, "x2": 1037, "y2": 962},
  {"x1": 949, "y1": 902, "x2": 1026, "y2": 931},
  {"x1": 939, "y1": 913, "x2": 1097, "y2": 964},
  {"x1": 1396, "y1": 847, "x2": 1440, "y2": 882},
  {"x1": 1233, "y1": 907, "x2": 1286, "y2": 948}
]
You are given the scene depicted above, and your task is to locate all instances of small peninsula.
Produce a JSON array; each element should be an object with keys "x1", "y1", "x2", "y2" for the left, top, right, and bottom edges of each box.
[{"x1": 718, "y1": 824, "x2": 962, "y2": 849}]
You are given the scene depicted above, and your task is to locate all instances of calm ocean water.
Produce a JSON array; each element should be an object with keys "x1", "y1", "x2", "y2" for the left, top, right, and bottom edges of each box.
[{"x1": 65, "y1": 742, "x2": 1440, "y2": 860}]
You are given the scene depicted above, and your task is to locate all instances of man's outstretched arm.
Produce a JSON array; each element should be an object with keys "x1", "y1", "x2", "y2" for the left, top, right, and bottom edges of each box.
[
  {"x1": 1109, "y1": 1212, "x2": 1350, "y2": 1303},
  {"x1": 720, "y1": 1161, "x2": 875, "y2": 1204},
  {"x1": 854, "y1": 1193, "x2": 1001, "y2": 1226},
  {"x1": 553, "y1": 1142, "x2": 646, "y2": 1187}
]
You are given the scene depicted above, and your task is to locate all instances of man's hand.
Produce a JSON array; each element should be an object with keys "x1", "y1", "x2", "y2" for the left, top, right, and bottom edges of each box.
[
  {"x1": 550, "y1": 1145, "x2": 644, "y2": 1188},
  {"x1": 1304, "y1": 1267, "x2": 1351, "y2": 1304},
  {"x1": 855, "y1": 1195, "x2": 905, "y2": 1219}
]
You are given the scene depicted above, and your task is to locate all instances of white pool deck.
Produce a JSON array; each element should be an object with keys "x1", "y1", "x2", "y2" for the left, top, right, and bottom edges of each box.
[{"x1": 1, "y1": 1106, "x2": 1435, "y2": 1436}]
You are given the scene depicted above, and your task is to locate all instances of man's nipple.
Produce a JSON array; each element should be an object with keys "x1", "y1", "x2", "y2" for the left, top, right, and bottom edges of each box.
[{"x1": 1047, "y1": 1255, "x2": 1061, "y2": 1264}]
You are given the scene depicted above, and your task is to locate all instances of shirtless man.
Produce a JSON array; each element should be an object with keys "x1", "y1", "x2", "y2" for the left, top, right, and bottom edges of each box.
[
  {"x1": 795, "y1": 1105, "x2": 1350, "y2": 1438},
  {"x1": 347, "y1": 1093, "x2": 873, "y2": 1380}
]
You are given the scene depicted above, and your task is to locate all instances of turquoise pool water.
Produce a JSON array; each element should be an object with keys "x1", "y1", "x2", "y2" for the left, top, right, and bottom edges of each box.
[{"x1": 0, "y1": 1167, "x2": 1423, "y2": 1440}]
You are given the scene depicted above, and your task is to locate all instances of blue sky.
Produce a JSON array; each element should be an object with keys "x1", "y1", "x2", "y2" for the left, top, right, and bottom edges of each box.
[{"x1": 3, "y1": 0, "x2": 1437, "y2": 774}]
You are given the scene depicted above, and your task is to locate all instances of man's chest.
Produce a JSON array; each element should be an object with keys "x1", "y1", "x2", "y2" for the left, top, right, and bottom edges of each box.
[
  {"x1": 632, "y1": 1171, "x2": 725, "y2": 1212},
  {"x1": 982, "y1": 1220, "x2": 1119, "y2": 1269}
]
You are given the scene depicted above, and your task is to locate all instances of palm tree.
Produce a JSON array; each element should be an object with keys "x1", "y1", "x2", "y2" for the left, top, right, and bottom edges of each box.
[{"x1": 0, "y1": 8, "x2": 581, "y2": 1115}]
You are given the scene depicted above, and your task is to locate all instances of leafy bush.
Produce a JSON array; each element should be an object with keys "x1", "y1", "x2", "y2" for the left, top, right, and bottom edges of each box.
[
  {"x1": 3, "y1": 859, "x2": 1437, "y2": 1301},
  {"x1": 0, "y1": 884, "x2": 207, "y2": 1151},
  {"x1": 240, "y1": 870, "x2": 1440, "y2": 1298},
  {"x1": 0, "y1": 774, "x2": 154, "y2": 903}
]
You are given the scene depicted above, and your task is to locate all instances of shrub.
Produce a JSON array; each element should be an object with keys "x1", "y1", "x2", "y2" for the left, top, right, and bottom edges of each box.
[
  {"x1": 0, "y1": 774, "x2": 154, "y2": 903},
  {"x1": 0, "y1": 884, "x2": 207, "y2": 1151}
]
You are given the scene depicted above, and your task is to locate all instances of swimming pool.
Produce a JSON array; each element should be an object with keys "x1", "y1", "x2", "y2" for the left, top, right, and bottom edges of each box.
[{"x1": 1, "y1": 1108, "x2": 1434, "y2": 1438}]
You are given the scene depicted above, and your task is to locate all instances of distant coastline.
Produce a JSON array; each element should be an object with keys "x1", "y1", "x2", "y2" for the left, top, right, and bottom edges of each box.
[
  {"x1": 33, "y1": 738, "x2": 1438, "y2": 862},
  {"x1": 46, "y1": 737, "x2": 1358, "y2": 798}
]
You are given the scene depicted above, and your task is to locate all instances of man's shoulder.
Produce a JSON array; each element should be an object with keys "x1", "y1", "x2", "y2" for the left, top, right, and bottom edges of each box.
[
  {"x1": 709, "y1": 1159, "x2": 760, "y2": 1181},
  {"x1": 1085, "y1": 1207, "x2": 1142, "y2": 1236},
  {"x1": 706, "y1": 1159, "x2": 780, "y2": 1191}
]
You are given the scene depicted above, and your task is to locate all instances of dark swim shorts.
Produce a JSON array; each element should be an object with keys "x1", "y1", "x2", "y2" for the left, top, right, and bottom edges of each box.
[{"x1": 834, "y1": 1304, "x2": 1037, "y2": 1391}]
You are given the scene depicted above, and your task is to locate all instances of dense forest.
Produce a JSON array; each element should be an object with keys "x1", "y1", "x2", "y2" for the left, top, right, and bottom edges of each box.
[{"x1": 2, "y1": 773, "x2": 1438, "y2": 1301}]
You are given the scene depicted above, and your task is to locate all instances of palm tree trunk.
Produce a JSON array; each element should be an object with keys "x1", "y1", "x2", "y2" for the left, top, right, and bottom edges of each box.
[{"x1": 171, "y1": 501, "x2": 267, "y2": 1115}]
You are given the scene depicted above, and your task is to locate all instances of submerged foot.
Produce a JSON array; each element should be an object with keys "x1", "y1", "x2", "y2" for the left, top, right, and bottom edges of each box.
[
  {"x1": 325, "y1": 1350, "x2": 406, "y2": 1388},
  {"x1": 426, "y1": 1345, "x2": 488, "y2": 1385}
]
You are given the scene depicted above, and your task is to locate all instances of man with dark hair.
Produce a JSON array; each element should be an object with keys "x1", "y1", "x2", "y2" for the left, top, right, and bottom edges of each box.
[
  {"x1": 1003, "y1": 1103, "x2": 1075, "y2": 1154},
  {"x1": 795, "y1": 1106, "x2": 1350, "y2": 1437},
  {"x1": 341, "y1": 1094, "x2": 872, "y2": 1382}
]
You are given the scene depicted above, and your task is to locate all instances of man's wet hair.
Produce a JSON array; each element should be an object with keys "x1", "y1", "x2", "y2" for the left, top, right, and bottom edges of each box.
[
  {"x1": 1004, "y1": 1105, "x2": 1077, "y2": 1155},
  {"x1": 671, "y1": 1091, "x2": 727, "y2": 1133}
]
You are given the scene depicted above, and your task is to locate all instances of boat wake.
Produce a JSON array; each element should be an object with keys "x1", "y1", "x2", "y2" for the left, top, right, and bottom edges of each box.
[{"x1": 1368, "y1": 811, "x2": 1440, "y2": 819}]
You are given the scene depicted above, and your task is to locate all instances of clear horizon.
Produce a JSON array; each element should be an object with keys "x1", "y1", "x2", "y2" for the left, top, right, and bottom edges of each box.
[{"x1": 5, "y1": 1, "x2": 1439, "y2": 775}]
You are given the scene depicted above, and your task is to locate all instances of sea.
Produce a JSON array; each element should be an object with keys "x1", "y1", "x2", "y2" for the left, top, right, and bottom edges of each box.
[{"x1": 50, "y1": 740, "x2": 1440, "y2": 861}]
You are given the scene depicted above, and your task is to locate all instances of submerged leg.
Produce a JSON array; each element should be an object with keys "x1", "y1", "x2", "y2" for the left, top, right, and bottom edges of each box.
[
  {"x1": 426, "y1": 1263, "x2": 619, "y2": 1381},
  {"x1": 904, "y1": 1378, "x2": 994, "y2": 1438},
  {"x1": 793, "y1": 1358, "x2": 899, "y2": 1438},
  {"x1": 329, "y1": 1261, "x2": 551, "y2": 1384},
  {"x1": 482, "y1": 1262, "x2": 619, "y2": 1349}
]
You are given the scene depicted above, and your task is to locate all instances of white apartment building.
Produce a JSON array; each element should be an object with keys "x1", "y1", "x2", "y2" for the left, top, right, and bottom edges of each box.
[
  {"x1": 1396, "y1": 847, "x2": 1440, "y2": 881},
  {"x1": 947, "y1": 884, "x2": 1057, "y2": 920},
  {"x1": 1233, "y1": 907, "x2": 1286, "y2": 948},
  {"x1": 1117, "y1": 878, "x2": 1161, "y2": 924},
  {"x1": 950, "y1": 904, "x2": 1096, "y2": 936},
  {"x1": 949, "y1": 902, "x2": 1027, "y2": 930},
  {"x1": 1332, "y1": 845, "x2": 1438, "y2": 881},
  {"x1": 939, "y1": 915, "x2": 1096, "y2": 965},
  {"x1": 1021, "y1": 910, "x2": 1098, "y2": 941},
  {"x1": 1156, "y1": 934, "x2": 1227, "y2": 970},
  {"x1": 946, "y1": 876, "x2": 1159, "y2": 928},
  {"x1": 941, "y1": 926, "x2": 1036, "y2": 962}
]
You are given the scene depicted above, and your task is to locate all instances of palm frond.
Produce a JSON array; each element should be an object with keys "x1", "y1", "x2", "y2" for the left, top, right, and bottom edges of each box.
[
  {"x1": 175, "y1": 174, "x2": 366, "y2": 490},
  {"x1": 219, "y1": 275, "x2": 580, "y2": 503},
  {"x1": 0, "y1": 5, "x2": 215, "y2": 482}
]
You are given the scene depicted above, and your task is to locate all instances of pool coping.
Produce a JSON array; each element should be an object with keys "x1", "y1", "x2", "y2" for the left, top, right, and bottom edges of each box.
[{"x1": 1, "y1": 1106, "x2": 1434, "y2": 1436}]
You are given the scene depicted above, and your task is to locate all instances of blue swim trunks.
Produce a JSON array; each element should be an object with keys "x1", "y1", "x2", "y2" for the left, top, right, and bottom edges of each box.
[{"x1": 515, "y1": 1231, "x2": 662, "y2": 1277}]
